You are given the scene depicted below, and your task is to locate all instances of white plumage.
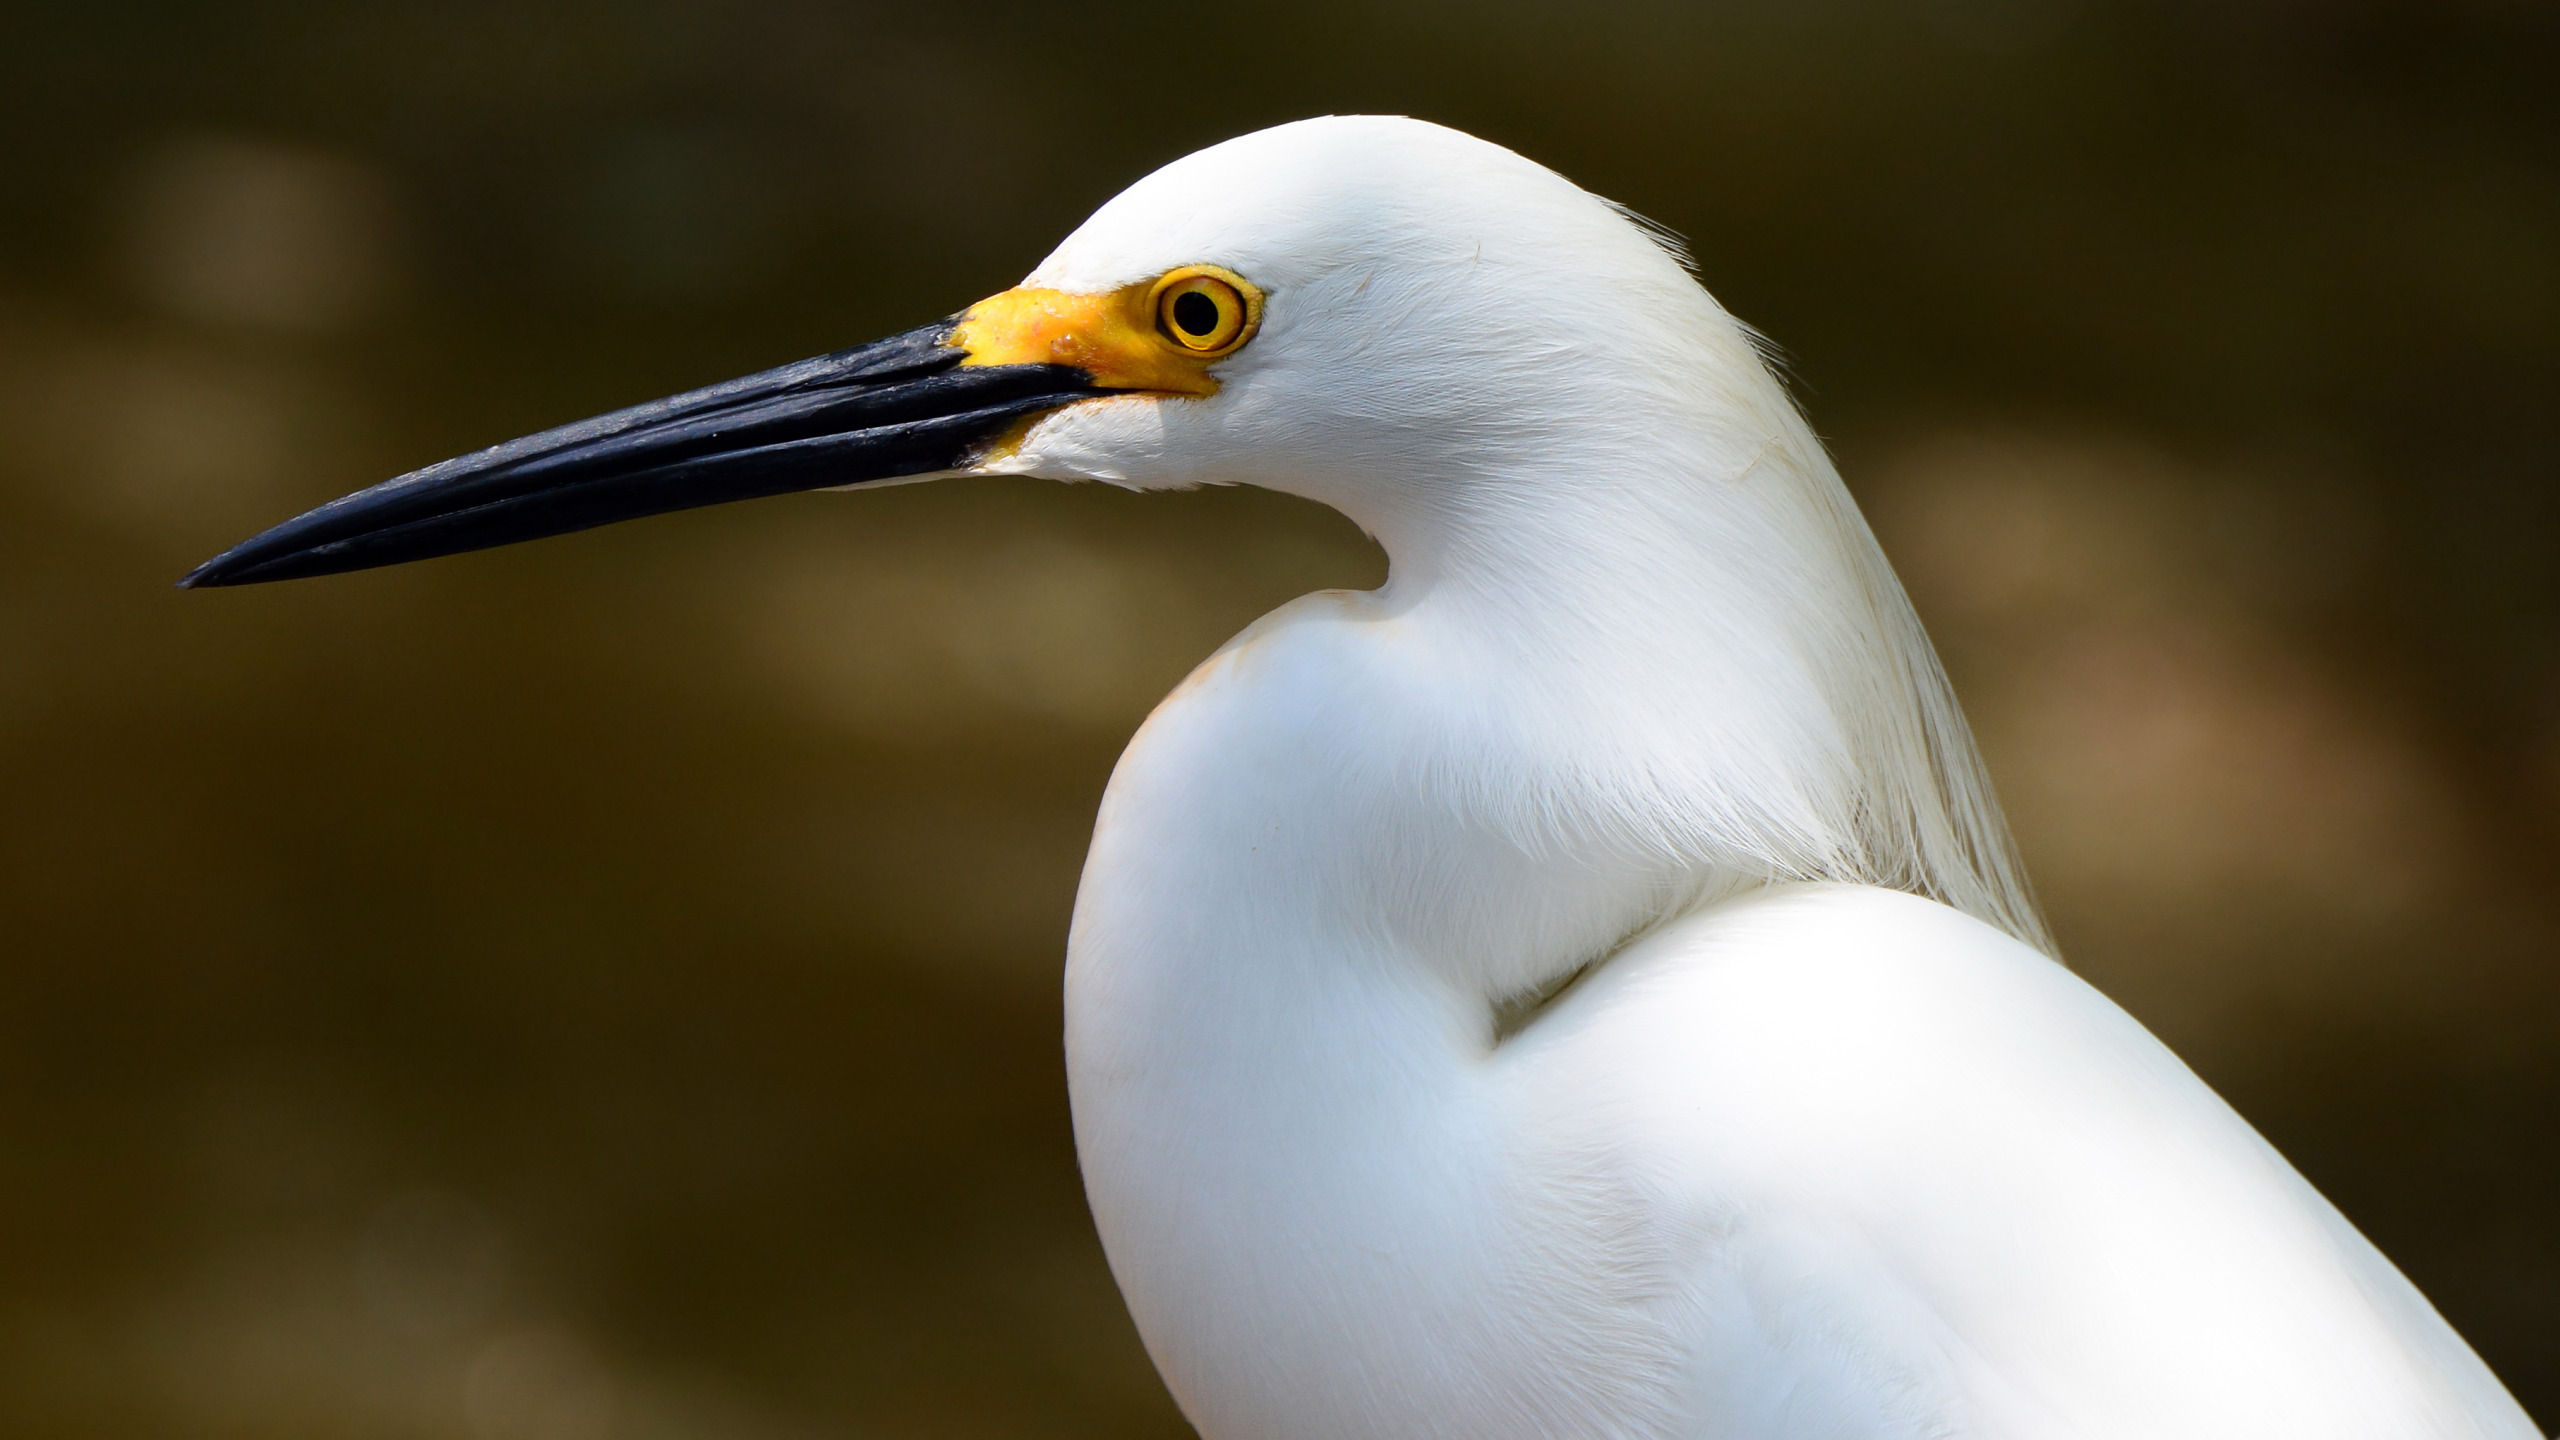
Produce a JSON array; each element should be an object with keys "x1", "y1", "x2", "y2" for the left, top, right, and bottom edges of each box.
[{"x1": 971, "y1": 117, "x2": 2537, "y2": 1437}]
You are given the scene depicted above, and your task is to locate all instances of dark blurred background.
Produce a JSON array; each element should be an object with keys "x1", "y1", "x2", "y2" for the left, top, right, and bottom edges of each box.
[{"x1": 1, "y1": 2, "x2": 2553, "y2": 1436}]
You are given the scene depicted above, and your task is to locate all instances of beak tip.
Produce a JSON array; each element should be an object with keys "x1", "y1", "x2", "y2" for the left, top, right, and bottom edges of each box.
[{"x1": 177, "y1": 549, "x2": 252, "y2": 590}]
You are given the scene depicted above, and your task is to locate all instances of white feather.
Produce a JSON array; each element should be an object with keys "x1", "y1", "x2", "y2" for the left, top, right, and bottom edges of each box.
[{"x1": 978, "y1": 116, "x2": 2535, "y2": 1438}]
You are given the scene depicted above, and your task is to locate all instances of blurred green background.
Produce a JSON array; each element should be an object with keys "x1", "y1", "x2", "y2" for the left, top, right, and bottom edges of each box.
[{"x1": 2, "y1": 2, "x2": 2555, "y2": 1436}]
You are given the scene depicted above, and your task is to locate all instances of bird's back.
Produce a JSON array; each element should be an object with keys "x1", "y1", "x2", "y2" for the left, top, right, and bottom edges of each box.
[{"x1": 1503, "y1": 884, "x2": 2537, "y2": 1438}]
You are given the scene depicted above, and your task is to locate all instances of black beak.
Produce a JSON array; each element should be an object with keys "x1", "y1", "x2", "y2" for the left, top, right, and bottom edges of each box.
[{"x1": 178, "y1": 320, "x2": 1101, "y2": 588}]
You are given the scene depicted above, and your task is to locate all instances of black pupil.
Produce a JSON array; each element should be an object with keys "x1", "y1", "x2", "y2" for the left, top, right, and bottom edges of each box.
[{"x1": 1172, "y1": 290, "x2": 1221, "y2": 337}]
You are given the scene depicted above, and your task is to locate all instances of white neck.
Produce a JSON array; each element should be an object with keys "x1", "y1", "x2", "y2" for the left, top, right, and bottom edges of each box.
[{"x1": 1059, "y1": 311, "x2": 2049, "y2": 1440}]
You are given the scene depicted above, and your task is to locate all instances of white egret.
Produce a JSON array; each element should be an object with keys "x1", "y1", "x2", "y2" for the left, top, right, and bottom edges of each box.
[{"x1": 186, "y1": 117, "x2": 2539, "y2": 1439}]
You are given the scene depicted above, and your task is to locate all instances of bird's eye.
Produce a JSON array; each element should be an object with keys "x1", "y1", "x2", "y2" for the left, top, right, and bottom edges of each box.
[{"x1": 1149, "y1": 267, "x2": 1259, "y2": 357}]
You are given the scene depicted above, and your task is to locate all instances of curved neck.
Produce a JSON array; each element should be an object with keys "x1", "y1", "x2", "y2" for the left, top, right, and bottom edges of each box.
[{"x1": 1258, "y1": 396, "x2": 2050, "y2": 965}]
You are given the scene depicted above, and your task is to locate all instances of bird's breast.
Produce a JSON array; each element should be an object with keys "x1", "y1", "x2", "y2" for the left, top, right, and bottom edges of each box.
[{"x1": 1060, "y1": 599, "x2": 1710, "y2": 1440}]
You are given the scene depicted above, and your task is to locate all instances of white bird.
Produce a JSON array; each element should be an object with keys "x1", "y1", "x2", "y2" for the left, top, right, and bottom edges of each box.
[{"x1": 185, "y1": 116, "x2": 2539, "y2": 1439}]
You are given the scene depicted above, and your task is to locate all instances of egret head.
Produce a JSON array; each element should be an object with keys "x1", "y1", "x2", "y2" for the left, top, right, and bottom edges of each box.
[
  {"x1": 179, "y1": 116, "x2": 1751, "y2": 587},
  {"x1": 969, "y1": 119, "x2": 1756, "y2": 527}
]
